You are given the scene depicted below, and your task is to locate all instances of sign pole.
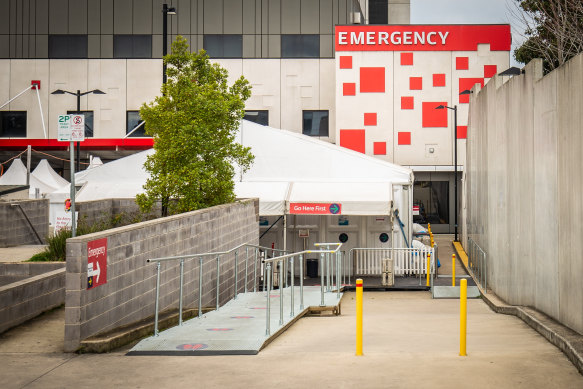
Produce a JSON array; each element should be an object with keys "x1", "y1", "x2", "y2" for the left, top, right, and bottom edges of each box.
[{"x1": 70, "y1": 140, "x2": 76, "y2": 237}]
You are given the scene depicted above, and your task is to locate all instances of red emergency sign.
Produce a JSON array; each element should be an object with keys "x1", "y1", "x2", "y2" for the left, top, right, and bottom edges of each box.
[{"x1": 87, "y1": 238, "x2": 108, "y2": 289}]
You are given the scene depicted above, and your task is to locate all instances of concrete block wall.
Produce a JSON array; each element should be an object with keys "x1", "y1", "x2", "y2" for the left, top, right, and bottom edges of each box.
[
  {"x1": 465, "y1": 54, "x2": 583, "y2": 335},
  {"x1": 0, "y1": 265, "x2": 66, "y2": 334},
  {"x1": 64, "y1": 199, "x2": 259, "y2": 352},
  {"x1": 76, "y1": 198, "x2": 160, "y2": 229},
  {"x1": 0, "y1": 199, "x2": 49, "y2": 247}
]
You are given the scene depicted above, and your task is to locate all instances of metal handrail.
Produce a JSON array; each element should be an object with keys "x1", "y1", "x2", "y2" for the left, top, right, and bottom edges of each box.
[
  {"x1": 467, "y1": 237, "x2": 487, "y2": 293},
  {"x1": 148, "y1": 242, "x2": 289, "y2": 336},
  {"x1": 263, "y1": 243, "x2": 343, "y2": 336}
]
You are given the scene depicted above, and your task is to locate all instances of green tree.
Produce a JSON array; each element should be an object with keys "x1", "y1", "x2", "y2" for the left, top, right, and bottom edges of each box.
[
  {"x1": 136, "y1": 36, "x2": 254, "y2": 216},
  {"x1": 512, "y1": 0, "x2": 583, "y2": 73}
]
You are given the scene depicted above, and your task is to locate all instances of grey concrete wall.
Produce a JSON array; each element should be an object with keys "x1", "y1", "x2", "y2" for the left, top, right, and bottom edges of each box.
[
  {"x1": 76, "y1": 198, "x2": 160, "y2": 229},
  {"x1": 0, "y1": 199, "x2": 49, "y2": 247},
  {"x1": 464, "y1": 54, "x2": 583, "y2": 335},
  {"x1": 64, "y1": 199, "x2": 259, "y2": 352},
  {"x1": 0, "y1": 265, "x2": 66, "y2": 334}
]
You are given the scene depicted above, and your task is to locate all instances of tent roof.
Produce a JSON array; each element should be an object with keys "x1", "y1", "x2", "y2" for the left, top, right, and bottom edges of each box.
[
  {"x1": 0, "y1": 158, "x2": 59, "y2": 196},
  {"x1": 59, "y1": 120, "x2": 413, "y2": 215},
  {"x1": 32, "y1": 159, "x2": 69, "y2": 189}
]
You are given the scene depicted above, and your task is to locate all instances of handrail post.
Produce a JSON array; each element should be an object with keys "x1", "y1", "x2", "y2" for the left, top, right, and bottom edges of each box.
[
  {"x1": 179, "y1": 258, "x2": 184, "y2": 326},
  {"x1": 154, "y1": 262, "x2": 161, "y2": 336},
  {"x1": 254, "y1": 248, "x2": 258, "y2": 292},
  {"x1": 290, "y1": 256, "x2": 295, "y2": 317},
  {"x1": 245, "y1": 246, "x2": 249, "y2": 293},
  {"x1": 234, "y1": 250, "x2": 238, "y2": 300},
  {"x1": 279, "y1": 260, "x2": 284, "y2": 325},
  {"x1": 337, "y1": 251, "x2": 341, "y2": 298},
  {"x1": 327, "y1": 250, "x2": 331, "y2": 292},
  {"x1": 198, "y1": 257, "x2": 203, "y2": 317},
  {"x1": 266, "y1": 263, "x2": 271, "y2": 336},
  {"x1": 320, "y1": 252, "x2": 325, "y2": 307},
  {"x1": 216, "y1": 255, "x2": 220, "y2": 310},
  {"x1": 299, "y1": 254, "x2": 304, "y2": 310}
]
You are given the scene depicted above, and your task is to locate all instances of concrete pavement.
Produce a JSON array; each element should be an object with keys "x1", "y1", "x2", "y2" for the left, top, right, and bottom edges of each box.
[
  {"x1": 0, "y1": 245, "x2": 46, "y2": 263},
  {"x1": 1, "y1": 290, "x2": 581, "y2": 388}
]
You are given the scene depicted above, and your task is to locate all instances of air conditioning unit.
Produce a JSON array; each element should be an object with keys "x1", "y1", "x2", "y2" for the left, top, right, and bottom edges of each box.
[{"x1": 353, "y1": 12, "x2": 361, "y2": 24}]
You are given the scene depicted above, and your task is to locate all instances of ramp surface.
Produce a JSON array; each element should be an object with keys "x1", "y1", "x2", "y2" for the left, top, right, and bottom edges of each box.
[{"x1": 128, "y1": 286, "x2": 342, "y2": 356}]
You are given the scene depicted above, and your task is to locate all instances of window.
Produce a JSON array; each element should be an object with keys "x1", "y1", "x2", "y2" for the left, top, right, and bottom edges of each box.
[
  {"x1": 114, "y1": 35, "x2": 152, "y2": 58},
  {"x1": 203, "y1": 35, "x2": 242, "y2": 58},
  {"x1": 67, "y1": 111, "x2": 94, "y2": 138},
  {"x1": 281, "y1": 35, "x2": 319, "y2": 58},
  {"x1": 0, "y1": 111, "x2": 26, "y2": 137},
  {"x1": 369, "y1": 0, "x2": 388, "y2": 24},
  {"x1": 302, "y1": 110, "x2": 329, "y2": 137},
  {"x1": 244, "y1": 110, "x2": 269, "y2": 126},
  {"x1": 413, "y1": 180, "x2": 449, "y2": 224},
  {"x1": 49, "y1": 35, "x2": 88, "y2": 58},
  {"x1": 126, "y1": 111, "x2": 149, "y2": 137}
]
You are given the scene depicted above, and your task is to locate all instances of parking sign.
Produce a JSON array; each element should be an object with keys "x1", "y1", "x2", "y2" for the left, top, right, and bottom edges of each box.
[{"x1": 57, "y1": 114, "x2": 85, "y2": 141}]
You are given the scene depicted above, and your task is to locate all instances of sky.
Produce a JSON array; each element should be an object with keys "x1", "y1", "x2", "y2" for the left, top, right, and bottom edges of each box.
[{"x1": 411, "y1": 0, "x2": 524, "y2": 66}]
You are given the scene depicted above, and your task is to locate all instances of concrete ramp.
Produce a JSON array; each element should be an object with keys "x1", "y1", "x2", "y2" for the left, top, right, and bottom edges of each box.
[
  {"x1": 127, "y1": 286, "x2": 342, "y2": 356},
  {"x1": 433, "y1": 285, "x2": 481, "y2": 299}
]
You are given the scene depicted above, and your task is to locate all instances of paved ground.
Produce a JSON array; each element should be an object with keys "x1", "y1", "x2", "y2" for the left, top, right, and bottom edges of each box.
[
  {"x1": 0, "y1": 245, "x2": 46, "y2": 263},
  {"x1": 1, "y1": 290, "x2": 581, "y2": 388}
]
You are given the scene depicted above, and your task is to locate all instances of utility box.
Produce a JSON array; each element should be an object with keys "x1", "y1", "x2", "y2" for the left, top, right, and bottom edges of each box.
[{"x1": 381, "y1": 258, "x2": 394, "y2": 286}]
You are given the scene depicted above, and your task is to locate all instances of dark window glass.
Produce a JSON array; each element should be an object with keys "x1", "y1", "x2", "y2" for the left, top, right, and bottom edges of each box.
[
  {"x1": 369, "y1": 0, "x2": 388, "y2": 24},
  {"x1": 302, "y1": 110, "x2": 329, "y2": 137},
  {"x1": 413, "y1": 181, "x2": 449, "y2": 224},
  {"x1": 48, "y1": 35, "x2": 88, "y2": 58},
  {"x1": 126, "y1": 111, "x2": 149, "y2": 137},
  {"x1": 281, "y1": 35, "x2": 319, "y2": 58},
  {"x1": 203, "y1": 35, "x2": 243, "y2": 58},
  {"x1": 114, "y1": 35, "x2": 152, "y2": 58},
  {"x1": 0, "y1": 111, "x2": 26, "y2": 137},
  {"x1": 67, "y1": 111, "x2": 94, "y2": 138},
  {"x1": 244, "y1": 110, "x2": 269, "y2": 126}
]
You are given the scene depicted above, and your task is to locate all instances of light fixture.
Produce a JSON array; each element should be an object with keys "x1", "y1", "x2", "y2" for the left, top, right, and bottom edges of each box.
[
  {"x1": 498, "y1": 66, "x2": 524, "y2": 76},
  {"x1": 459, "y1": 89, "x2": 472, "y2": 95}
]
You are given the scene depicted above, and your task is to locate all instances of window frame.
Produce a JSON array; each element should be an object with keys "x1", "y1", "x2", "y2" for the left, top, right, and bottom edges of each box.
[
  {"x1": 126, "y1": 111, "x2": 149, "y2": 137},
  {"x1": 203, "y1": 34, "x2": 243, "y2": 58},
  {"x1": 113, "y1": 35, "x2": 153, "y2": 59},
  {"x1": 302, "y1": 110, "x2": 329, "y2": 137},
  {"x1": 281, "y1": 34, "x2": 320, "y2": 58},
  {"x1": 48, "y1": 35, "x2": 88, "y2": 59},
  {"x1": 0, "y1": 111, "x2": 27, "y2": 138},
  {"x1": 243, "y1": 110, "x2": 269, "y2": 126}
]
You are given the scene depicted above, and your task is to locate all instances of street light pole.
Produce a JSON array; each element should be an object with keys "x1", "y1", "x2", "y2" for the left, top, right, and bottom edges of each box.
[
  {"x1": 435, "y1": 104, "x2": 458, "y2": 242},
  {"x1": 51, "y1": 88, "x2": 106, "y2": 237},
  {"x1": 162, "y1": 4, "x2": 176, "y2": 85}
]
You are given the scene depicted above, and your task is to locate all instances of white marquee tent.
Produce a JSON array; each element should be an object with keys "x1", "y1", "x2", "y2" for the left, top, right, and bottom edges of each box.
[{"x1": 0, "y1": 158, "x2": 68, "y2": 197}]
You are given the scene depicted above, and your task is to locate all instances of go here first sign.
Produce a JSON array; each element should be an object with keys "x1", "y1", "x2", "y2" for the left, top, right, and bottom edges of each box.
[
  {"x1": 87, "y1": 238, "x2": 107, "y2": 290},
  {"x1": 290, "y1": 203, "x2": 342, "y2": 215},
  {"x1": 58, "y1": 114, "x2": 85, "y2": 142}
]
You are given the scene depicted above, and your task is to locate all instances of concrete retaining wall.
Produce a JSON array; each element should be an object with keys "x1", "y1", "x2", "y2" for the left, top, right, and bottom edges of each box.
[
  {"x1": 64, "y1": 199, "x2": 259, "y2": 352},
  {"x1": 0, "y1": 199, "x2": 49, "y2": 247},
  {"x1": 464, "y1": 54, "x2": 583, "y2": 334},
  {"x1": 76, "y1": 198, "x2": 160, "y2": 228},
  {"x1": 0, "y1": 263, "x2": 66, "y2": 333}
]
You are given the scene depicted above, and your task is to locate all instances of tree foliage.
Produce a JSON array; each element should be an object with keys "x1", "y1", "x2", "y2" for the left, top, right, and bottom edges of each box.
[
  {"x1": 136, "y1": 36, "x2": 254, "y2": 216},
  {"x1": 511, "y1": 0, "x2": 583, "y2": 73}
]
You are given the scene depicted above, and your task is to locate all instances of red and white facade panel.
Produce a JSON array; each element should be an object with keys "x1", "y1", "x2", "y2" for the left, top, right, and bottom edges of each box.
[{"x1": 334, "y1": 25, "x2": 511, "y2": 167}]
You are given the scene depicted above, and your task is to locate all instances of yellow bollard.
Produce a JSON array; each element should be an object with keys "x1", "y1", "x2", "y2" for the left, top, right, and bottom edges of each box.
[
  {"x1": 460, "y1": 278, "x2": 467, "y2": 356},
  {"x1": 426, "y1": 253, "x2": 431, "y2": 287},
  {"x1": 356, "y1": 278, "x2": 363, "y2": 356},
  {"x1": 452, "y1": 254, "x2": 456, "y2": 287}
]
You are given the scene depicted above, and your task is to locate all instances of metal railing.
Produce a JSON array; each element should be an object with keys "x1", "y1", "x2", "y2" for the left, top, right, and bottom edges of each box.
[
  {"x1": 263, "y1": 243, "x2": 343, "y2": 336},
  {"x1": 467, "y1": 237, "x2": 487, "y2": 293},
  {"x1": 147, "y1": 242, "x2": 287, "y2": 336},
  {"x1": 350, "y1": 247, "x2": 435, "y2": 285}
]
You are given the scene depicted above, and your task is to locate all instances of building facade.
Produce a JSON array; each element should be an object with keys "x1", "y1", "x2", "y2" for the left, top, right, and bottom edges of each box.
[{"x1": 0, "y1": 0, "x2": 510, "y2": 233}]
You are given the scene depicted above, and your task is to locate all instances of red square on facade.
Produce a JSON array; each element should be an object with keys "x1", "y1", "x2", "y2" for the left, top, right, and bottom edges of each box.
[
  {"x1": 340, "y1": 129, "x2": 366, "y2": 153},
  {"x1": 457, "y1": 125, "x2": 468, "y2": 139},
  {"x1": 459, "y1": 78, "x2": 484, "y2": 103},
  {"x1": 343, "y1": 82, "x2": 356, "y2": 96},
  {"x1": 401, "y1": 96, "x2": 414, "y2": 109},
  {"x1": 484, "y1": 64, "x2": 497, "y2": 78},
  {"x1": 398, "y1": 132, "x2": 411, "y2": 145},
  {"x1": 433, "y1": 74, "x2": 446, "y2": 87},
  {"x1": 364, "y1": 113, "x2": 377, "y2": 126},
  {"x1": 456, "y1": 57, "x2": 469, "y2": 70},
  {"x1": 373, "y1": 142, "x2": 386, "y2": 155},
  {"x1": 422, "y1": 102, "x2": 448, "y2": 127},
  {"x1": 339, "y1": 56, "x2": 352, "y2": 69},
  {"x1": 409, "y1": 77, "x2": 422, "y2": 90},
  {"x1": 400, "y1": 52, "x2": 413, "y2": 65},
  {"x1": 360, "y1": 67, "x2": 385, "y2": 93}
]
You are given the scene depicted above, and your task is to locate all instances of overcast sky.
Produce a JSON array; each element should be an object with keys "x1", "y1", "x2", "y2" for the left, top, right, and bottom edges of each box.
[{"x1": 411, "y1": 0, "x2": 523, "y2": 66}]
